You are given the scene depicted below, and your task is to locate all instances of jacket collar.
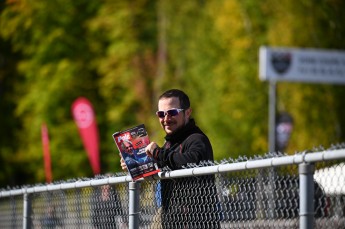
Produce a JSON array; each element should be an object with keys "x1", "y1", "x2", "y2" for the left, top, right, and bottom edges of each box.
[{"x1": 164, "y1": 119, "x2": 202, "y2": 143}]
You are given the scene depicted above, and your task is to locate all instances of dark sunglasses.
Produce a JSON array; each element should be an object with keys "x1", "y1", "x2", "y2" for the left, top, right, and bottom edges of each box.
[{"x1": 156, "y1": 108, "x2": 184, "y2": 118}]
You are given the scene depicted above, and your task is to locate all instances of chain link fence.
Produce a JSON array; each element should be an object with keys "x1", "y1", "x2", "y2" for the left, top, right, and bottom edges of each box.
[{"x1": 1, "y1": 147, "x2": 345, "y2": 228}]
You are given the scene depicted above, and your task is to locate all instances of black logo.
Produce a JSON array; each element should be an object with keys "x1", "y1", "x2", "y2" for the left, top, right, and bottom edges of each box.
[{"x1": 271, "y1": 52, "x2": 291, "y2": 74}]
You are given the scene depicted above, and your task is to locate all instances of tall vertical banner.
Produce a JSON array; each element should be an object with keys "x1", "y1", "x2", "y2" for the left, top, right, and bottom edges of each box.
[
  {"x1": 41, "y1": 123, "x2": 53, "y2": 183},
  {"x1": 72, "y1": 97, "x2": 101, "y2": 175}
]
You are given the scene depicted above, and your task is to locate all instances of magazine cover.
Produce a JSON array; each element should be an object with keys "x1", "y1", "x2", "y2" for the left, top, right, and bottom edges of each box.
[{"x1": 112, "y1": 124, "x2": 160, "y2": 181}]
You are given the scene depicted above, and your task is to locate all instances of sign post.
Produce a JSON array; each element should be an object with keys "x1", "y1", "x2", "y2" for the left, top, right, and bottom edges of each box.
[{"x1": 268, "y1": 81, "x2": 276, "y2": 152}]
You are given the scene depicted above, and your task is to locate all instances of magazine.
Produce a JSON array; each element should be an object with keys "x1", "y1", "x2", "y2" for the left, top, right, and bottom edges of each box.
[{"x1": 112, "y1": 124, "x2": 160, "y2": 181}]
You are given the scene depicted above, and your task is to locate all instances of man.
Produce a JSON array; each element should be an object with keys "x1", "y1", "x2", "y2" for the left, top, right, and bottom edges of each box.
[
  {"x1": 121, "y1": 89, "x2": 219, "y2": 228},
  {"x1": 120, "y1": 140, "x2": 139, "y2": 170},
  {"x1": 145, "y1": 89, "x2": 214, "y2": 170}
]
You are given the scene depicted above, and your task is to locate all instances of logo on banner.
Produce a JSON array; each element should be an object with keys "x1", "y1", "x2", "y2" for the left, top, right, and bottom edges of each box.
[
  {"x1": 72, "y1": 103, "x2": 94, "y2": 129},
  {"x1": 271, "y1": 52, "x2": 292, "y2": 74}
]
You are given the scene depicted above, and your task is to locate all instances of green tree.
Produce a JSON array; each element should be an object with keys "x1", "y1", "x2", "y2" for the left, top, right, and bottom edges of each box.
[{"x1": 1, "y1": 0, "x2": 102, "y2": 184}]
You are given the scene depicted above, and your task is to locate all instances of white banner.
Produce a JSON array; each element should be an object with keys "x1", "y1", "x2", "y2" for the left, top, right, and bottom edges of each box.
[{"x1": 259, "y1": 46, "x2": 345, "y2": 84}]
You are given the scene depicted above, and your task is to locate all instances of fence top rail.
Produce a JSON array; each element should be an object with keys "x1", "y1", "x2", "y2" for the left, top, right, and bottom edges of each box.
[
  {"x1": 1, "y1": 148, "x2": 345, "y2": 197},
  {"x1": 0, "y1": 174, "x2": 132, "y2": 197},
  {"x1": 148, "y1": 148, "x2": 345, "y2": 180}
]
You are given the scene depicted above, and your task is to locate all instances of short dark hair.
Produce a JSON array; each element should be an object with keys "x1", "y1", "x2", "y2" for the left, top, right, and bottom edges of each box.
[{"x1": 159, "y1": 89, "x2": 190, "y2": 109}]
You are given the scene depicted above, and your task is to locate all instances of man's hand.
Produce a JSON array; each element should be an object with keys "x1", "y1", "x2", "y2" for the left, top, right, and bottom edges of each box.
[
  {"x1": 145, "y1": 142, "x2": 159, "y2": 158},
  {"x1": 119, "y1": 154, "x2": 127, "y2": 171}
]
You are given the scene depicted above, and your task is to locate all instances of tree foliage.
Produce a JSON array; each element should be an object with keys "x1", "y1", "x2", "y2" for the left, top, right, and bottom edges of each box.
[{"x1": 1, "y1": 0, "x2": 345, "y2": 187}]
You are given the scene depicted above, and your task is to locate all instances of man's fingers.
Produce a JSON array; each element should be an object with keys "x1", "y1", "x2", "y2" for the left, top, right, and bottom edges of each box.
[
  {"x1": 120, "y1": 157, "x2": 128, "y2": 171},
  {"x1": 145, "y1": 142, "x2": 156, "y2": 157}
]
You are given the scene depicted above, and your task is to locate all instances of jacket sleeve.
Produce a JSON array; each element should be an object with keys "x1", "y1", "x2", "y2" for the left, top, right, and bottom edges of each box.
[{"x1": 156, "y1": 134, "x2": 213, "y2": 170}]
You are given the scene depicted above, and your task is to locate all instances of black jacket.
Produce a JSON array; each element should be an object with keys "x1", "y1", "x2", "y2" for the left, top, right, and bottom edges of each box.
[
  {"x1": 153, "y1": 119, "x2": 214, "y2": 169},
  {"x1": 154, "y1": 119, "x2": 220, "y2": 228}
]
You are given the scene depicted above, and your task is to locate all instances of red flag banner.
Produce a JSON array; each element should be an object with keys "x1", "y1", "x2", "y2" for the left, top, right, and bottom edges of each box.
[
  {"x1": 41, "y1": 123, "x2": 53, "y2": 183},
  {"x1": 72, "y1": 97, "x2": 101, "y2": 175}
]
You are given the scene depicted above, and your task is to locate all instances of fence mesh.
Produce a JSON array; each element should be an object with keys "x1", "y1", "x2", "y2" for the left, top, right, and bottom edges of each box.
[
  {"x1": 1, "y1": 159, "x2": 345, "y2": 228},
  {"x1": 0, "y1": 195, "x2": 23, "y2": 228},
  {"x1": 29, "y1": 183, "x2": 130, "y2": 228}
]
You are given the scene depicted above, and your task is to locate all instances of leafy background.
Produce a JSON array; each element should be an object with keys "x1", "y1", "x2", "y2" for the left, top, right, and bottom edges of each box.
[{"x1": 1, "y1": 0, "x2": 345, "y2": 187}]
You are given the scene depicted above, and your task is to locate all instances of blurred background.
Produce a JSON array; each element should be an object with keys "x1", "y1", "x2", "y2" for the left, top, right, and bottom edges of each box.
[{"x1": 0, "y1": 0, "x2": 345, "y2": 187}]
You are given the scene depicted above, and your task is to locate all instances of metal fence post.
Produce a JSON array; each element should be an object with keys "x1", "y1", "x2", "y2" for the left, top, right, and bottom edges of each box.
[
  {"x1": 129, "y1": 181, "x2": 140, "y2": 229},
  {"x1": 299, "y1": 163, "x2": 315, "y2": 229},
  {"x1": 23, "y1": 193, "x2": 32, "y2": 229}
]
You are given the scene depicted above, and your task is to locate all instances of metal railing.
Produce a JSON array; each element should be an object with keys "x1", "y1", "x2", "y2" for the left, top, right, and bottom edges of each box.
[{"x1": 1, "y1": 147, "x2": 345, "y2": 228}]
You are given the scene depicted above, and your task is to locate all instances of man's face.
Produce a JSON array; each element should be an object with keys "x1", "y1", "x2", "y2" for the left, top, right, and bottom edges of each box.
[
  {"x1": 158, "y1": 97, "x2": 191, "y2": 135},
  {"x1": 123, "y1": 142, "x2": 134, "y2": 155}
]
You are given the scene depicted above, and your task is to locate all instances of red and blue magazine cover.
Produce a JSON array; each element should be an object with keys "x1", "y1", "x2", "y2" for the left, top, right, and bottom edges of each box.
[{"x1": 112, "y1": 124, "x2": 160, "y2": 181}]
